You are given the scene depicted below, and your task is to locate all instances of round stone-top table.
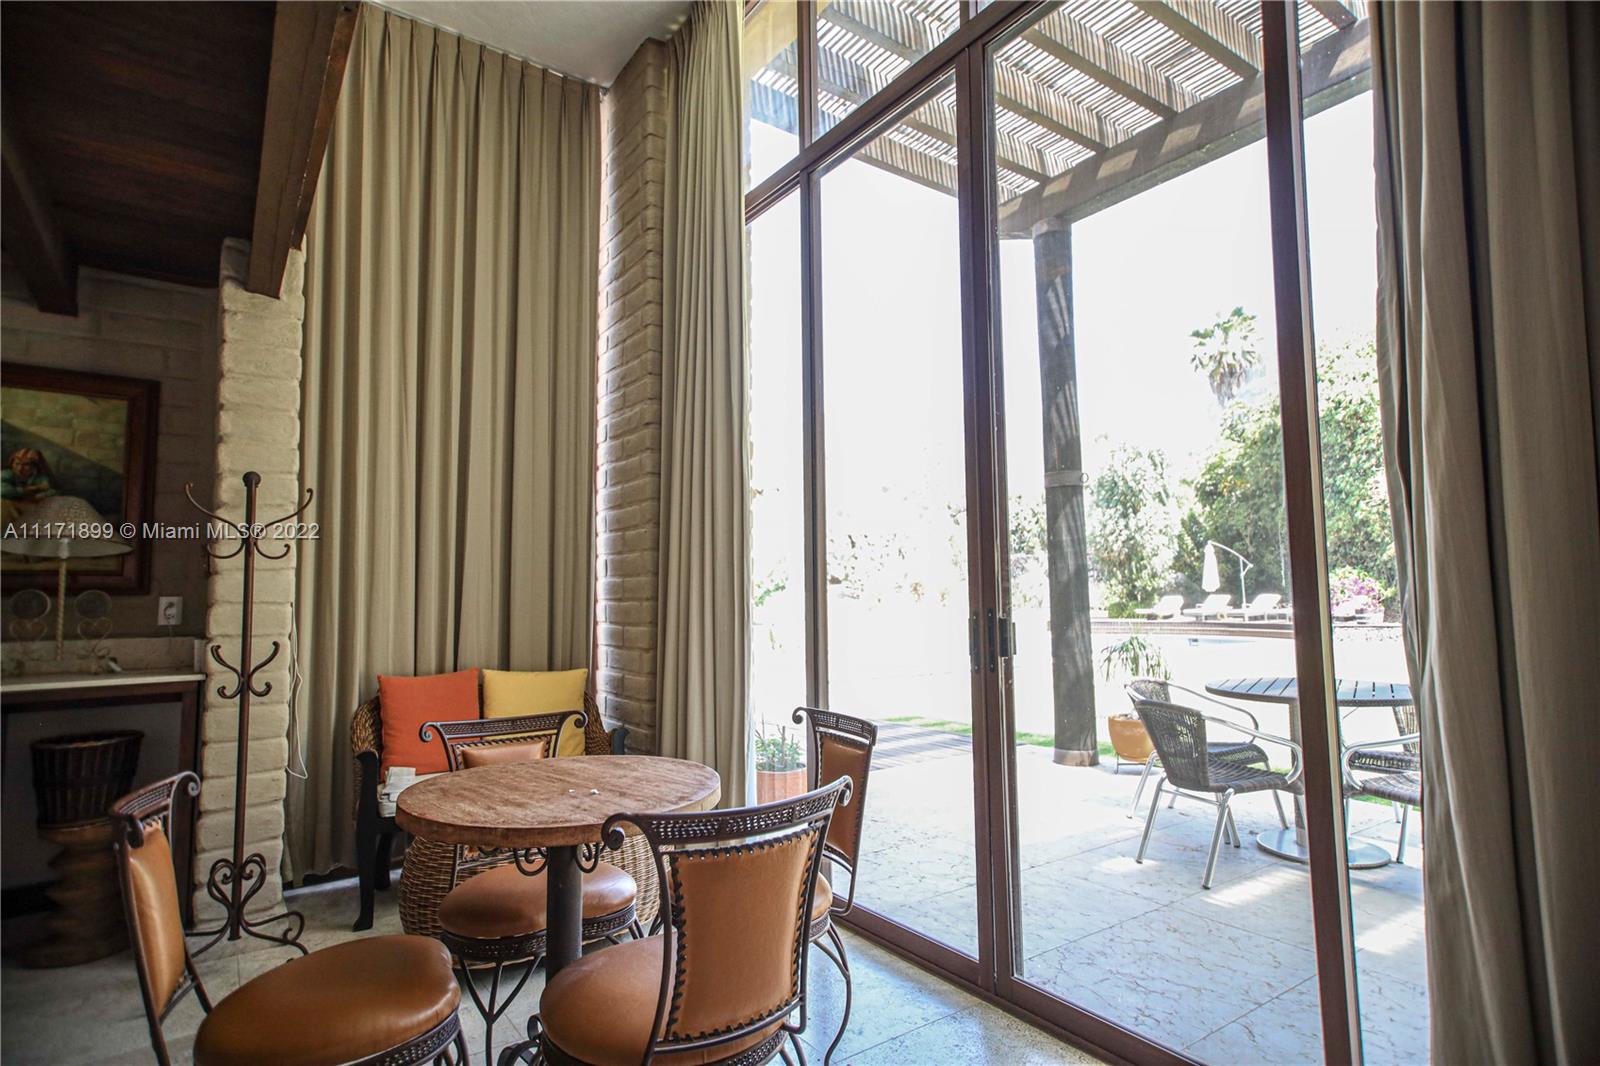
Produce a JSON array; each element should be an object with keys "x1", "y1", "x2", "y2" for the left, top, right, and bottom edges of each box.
[{"x1": 396, "y1": 755, "x2": 720, "y2": 979}]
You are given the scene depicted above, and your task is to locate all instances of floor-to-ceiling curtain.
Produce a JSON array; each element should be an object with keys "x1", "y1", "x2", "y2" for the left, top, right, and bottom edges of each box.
[
  {"x1": 1371, "y1": 3, "x2": 1599, "y2": 1061},
  {"x1": 657, "y1": 0, "x2": 750, "y2": 806},
  {"x1": 286, "y1": 6, "x2": 599, "y2": 877}
]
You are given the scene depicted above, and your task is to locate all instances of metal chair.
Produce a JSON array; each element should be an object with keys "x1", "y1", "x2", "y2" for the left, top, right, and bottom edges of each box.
[
  {"x1": 1125, "y1": 684, "x2": 1303, "y2": 889},
  {"x1": 793, "y1": 707, "x2": 878, "y2": 1065},
  {"x1": 1342, "y1": 732, "x2": 1422, "y2": 862},
  {"x1": 112, "y1": 773, "x2": 467, "y2": 1066},
  {"x1": 532, "y1": 779, "x2": 851, "y2": 1066},
  {"x1": 1124, "y1": 679, "x2": 1288, "y2": 831},
  {"x1": 421, "y1": 711, "x2": 643, "y2": 1065}
]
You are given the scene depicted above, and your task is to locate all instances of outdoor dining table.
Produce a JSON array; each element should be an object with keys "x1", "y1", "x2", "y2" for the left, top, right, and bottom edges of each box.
[
  {"x1": 394, "y1": 754, "x2": 721, "y2": 978},
  {"x1": 1205, "y1": 676, "x2": 1413, "y2": 869}
]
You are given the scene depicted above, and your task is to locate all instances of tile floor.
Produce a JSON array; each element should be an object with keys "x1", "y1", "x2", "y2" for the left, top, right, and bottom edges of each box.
[
  {"x1": 1, "y1": 877, "x2": 1102, "y2": 1066},
  {"x1": 854, "y1": 732, "x2": 1430, "y2": 1066}
]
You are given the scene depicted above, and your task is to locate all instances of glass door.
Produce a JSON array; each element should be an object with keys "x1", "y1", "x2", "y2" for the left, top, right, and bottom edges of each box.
[{"x1": 817, "y1": 73, "x2": 988, "y2": 966}]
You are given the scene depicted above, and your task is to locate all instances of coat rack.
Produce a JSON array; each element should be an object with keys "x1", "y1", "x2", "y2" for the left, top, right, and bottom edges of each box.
[{"x1": 184, "y1": 471, "x2": 312, "y2": 956}]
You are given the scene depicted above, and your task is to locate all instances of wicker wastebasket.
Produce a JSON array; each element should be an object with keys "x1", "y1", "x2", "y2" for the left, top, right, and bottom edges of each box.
[{"x1": 24, "y1": 730, "x2": 144, "y2": 967}]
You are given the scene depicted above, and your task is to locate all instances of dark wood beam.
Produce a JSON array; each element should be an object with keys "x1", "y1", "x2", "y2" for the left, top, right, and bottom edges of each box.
[
  {"x1": 246, "y1": 0, "x2": 357, "y2": 298},
  {"x1": 1136, "y1": 0, "x2": 1261, "y2": 79},
  {"x1": 1, "y1": 94, "x2": 78, "y2": 315},
  {"x1": 998, "y1": 19, "x2": 1369, "y2": 236},
  {"x1": 1020, "y1": 10, "x2": 1196, "y2": 120}
]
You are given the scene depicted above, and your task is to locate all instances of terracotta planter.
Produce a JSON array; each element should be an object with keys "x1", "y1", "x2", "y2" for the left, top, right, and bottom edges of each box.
[
  {"x1": 1107, "y1": 714, "x2": 1155, "y2": 764},
  {"x1": 756, "y1": 767, "x2": 808, "y2": 804}
]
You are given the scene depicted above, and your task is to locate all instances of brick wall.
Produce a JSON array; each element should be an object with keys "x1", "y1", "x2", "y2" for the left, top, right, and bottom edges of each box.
[
  {"x1": 192, "y1": 238, "x2": 304, "y2": 922},
  {"x1": 0, "y1": 260, "x2": 217, "y2": 641},
  {"x1": 596, "y1": 41, "x2": 671, "y2": 753}
]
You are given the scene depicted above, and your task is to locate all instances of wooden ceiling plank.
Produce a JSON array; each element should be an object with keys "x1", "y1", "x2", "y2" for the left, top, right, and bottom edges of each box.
[
  {"x1": 1020, "y1": 10, "x2": 1196, "y2": 121},
  {"x1": 1135, "y1": 0, "x2": 1262, "y2": 78},
  {"x1": 1, "y1": 96, "x2": 78, "y2": 315},
  {"x1": 246, "y1": 0, "x2": 358, "y2": 298}
]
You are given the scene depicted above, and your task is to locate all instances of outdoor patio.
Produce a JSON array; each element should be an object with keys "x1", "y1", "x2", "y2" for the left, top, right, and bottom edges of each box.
[{"x1": 852, "y1": 724, "x2": 1429, "y2": 1066}]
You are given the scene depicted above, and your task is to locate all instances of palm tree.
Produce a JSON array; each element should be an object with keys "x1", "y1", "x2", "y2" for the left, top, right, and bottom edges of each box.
[{"x1": 1189, "y1": 306, "x2": 1261, "y2": 406}]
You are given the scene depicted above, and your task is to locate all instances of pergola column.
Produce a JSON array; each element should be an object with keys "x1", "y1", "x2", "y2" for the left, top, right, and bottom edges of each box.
[{"x1": 1032, "y1": 221, "x2": 1098, "y2": 766}]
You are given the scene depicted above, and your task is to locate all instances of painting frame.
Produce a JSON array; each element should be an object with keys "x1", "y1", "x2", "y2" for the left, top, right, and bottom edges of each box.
[{"x1": 1, "y1": 363, "x2": 160, "y2": 594}]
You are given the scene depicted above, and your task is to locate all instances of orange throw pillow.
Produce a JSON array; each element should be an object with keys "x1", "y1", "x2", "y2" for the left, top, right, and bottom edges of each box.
[{"x1": 378, "y1": 668, "x2": 480, "y2": 775}]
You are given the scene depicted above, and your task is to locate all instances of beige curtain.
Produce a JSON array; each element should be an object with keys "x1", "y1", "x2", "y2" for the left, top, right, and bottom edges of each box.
[
  {"x1": 1372, "y1": 3, "x2": 1600, "y2": 1061},
  {"x1": 657, "y1": 0, "x2": 751, "y2": 806},
  {"x1": 287, "y1": 7, "x2": 600, "y2": 877}
]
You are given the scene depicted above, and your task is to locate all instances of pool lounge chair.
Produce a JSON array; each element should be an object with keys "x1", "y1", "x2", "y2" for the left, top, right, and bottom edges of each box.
[
  {"x1": 1182, "y1": 593, "x2": 1233, "y2": 620},
  {"x1": 1225, "y1": 593, "x2": 1287, "y2": 620},
  {"x1": 1134, "y1": 594, "x2": 1185, "y2": 619}
]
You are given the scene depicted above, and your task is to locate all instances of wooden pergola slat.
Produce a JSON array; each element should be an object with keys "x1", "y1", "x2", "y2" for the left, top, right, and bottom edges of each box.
[
  {"x1": 1308, "y1": 0, "x2": 1360, "y2": 31},
  {"x1": 1134, "y1": 0, "x2": 1262, "y2": 78},
  {"x1": 1020, "y1": 9, "x2": 1196, "y2": 120}
]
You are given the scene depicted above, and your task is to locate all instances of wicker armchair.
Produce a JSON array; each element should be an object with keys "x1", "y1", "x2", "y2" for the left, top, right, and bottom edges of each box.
[
  {"x1": 351, "y1": 690, "x2": 635, "y2": 932},
  {"x1": 1343, "y1": 728, "x2": 1422, "y2": 863},
  {"x1": 1126, "y1": 683, "x2": 1303, "y2": 889}
]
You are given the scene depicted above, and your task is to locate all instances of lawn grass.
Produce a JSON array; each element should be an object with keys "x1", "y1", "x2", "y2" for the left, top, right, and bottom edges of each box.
[{"x1": 882, "y1": 715, "x2": 1114, "y2": 755}]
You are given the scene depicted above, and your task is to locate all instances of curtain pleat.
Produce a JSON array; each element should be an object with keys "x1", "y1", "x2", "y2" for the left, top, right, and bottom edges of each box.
[
  {"x1": 1371, "y1": 3, "x2": 1600, "y2": 1061},
  {"x1": 287, "y1": 7, "x2": 599, "y2": 877},
  {"x1": 657, "y1": 0, "x2": 751, "y2": 806}
]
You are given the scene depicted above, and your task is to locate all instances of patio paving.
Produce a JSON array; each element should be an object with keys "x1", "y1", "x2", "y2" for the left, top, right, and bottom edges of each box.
[{"x1": 849, "y1": 726, "x2": 1429, "y2": 1066}]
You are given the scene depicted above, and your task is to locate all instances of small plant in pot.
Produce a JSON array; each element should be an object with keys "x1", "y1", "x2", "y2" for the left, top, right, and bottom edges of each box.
[
  {"x1": 755, "y1": 723, "x2": 807, "y2": 803},
  {"x1": 1099, "y1": 629, "x2": 1171, "y2": 769}
]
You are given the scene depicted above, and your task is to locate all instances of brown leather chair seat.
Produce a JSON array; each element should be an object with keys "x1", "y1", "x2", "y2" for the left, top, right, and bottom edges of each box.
[
  {"x1": 192, "y1": 935, "x2": 459, "y2": 1066},
  {"x1": 541, "y1": 937, "x2": 785, "y2": 1065},
  {"x1": 810, "y1": 873, "x2": 832, "y2": 923},
  {"x1": 438, "y1": 860, "x2": 636, "y2": 941}
]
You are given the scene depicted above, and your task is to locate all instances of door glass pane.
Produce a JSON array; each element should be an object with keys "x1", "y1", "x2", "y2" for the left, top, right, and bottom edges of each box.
[
  {"x1": 746, "y1": 0, "x2": 800, "y2": 190},
  {"x1": 816, "y1": 1, "x2": 961, "y2": 137},
  {"x1": 1302, "y1": 15, "x2": 1430, "y2": 1066},
  {"x1": 749, "y1": 194, "x2": 809, "y2": 800},
  {"x1": 990, "y1": 5, "x2": 1327, "y2": 1059},
  {"x1": 820, "y1": 75, "x2": 977, "y2": 957}
]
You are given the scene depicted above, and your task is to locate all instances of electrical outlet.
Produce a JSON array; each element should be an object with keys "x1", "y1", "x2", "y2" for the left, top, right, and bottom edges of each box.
[{"x1": 157, "y1": 596, "x2": 182, "y2": 627}]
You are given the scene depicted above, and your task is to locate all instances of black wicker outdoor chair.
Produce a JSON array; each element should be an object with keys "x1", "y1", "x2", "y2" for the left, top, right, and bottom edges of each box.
[
  {"x1": 1124, "y1": 678, "x2": 1289, "y2": 830},
  {"x1": 1126, "y1": 682, "x2": 1304, "y2": 889},
  {"x1": 1342, "y1": 732, "x2": 1423, "y2": 862}
]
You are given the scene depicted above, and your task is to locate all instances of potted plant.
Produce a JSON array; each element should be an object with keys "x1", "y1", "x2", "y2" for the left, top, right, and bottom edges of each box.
[
  {"x1": 1099, "y1": 630, "x2": 1171, "y2": 768},
  {"x1": 755, "y1": 723, "x2": 807, "y2": 803}
]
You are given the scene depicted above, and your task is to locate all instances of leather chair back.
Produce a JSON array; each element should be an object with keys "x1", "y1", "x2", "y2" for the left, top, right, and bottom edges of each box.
[
  {"x1": 602, "y1": 777, "x2": 850, "y2": 1062},
  {"x1": 795, "y1": 707, "x2": 877, "y2": 873},
  {"x1": 111, "y1": 773, "x2": 208, "y2": 1065},
  {"x1": 419, "y1": 709, "x2": 585, "y2": 771}
]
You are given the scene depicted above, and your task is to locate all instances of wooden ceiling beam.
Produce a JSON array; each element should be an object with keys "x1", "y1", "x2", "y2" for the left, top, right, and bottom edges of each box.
[
  {"x1": 1020, "y1": 10, "x2": 1196, "y2": 120},
  {"x1": 1135, "y1": 0, "x2": 1261, "y2": 78},
  {"x1": 1, "y1": 94, "x2": 78, "y2": 315},
  {"x1": 246, "y1": 0, "x2": 357, "y2": 298}
]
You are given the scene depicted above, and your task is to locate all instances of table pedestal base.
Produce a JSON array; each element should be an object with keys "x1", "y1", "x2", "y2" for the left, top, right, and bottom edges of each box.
[{"x1": 1256, "y1": 827, "x2": 1391, "y2": 869}]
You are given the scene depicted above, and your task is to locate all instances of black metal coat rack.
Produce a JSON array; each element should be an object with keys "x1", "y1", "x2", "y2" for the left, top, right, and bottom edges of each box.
[{"x1": 184, "y1": 471, "x2": 312, "y2": 955}]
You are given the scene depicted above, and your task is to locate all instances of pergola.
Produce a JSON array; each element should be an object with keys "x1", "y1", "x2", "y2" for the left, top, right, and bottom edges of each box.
[{"x1": 748, "y1": 0, "x2": 1372, "y2": 763}]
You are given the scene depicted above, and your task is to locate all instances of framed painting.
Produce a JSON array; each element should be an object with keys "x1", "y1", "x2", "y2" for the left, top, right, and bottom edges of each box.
[{"x1": 1, "y1": 364, "x2": 159, "y2": 593}]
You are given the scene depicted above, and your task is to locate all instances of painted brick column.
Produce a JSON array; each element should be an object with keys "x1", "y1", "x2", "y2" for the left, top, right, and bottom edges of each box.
[
  {"x1": 192, "y1": 238, "x2": 304, "y2": 921},
  {"x1": 596, "y1": 41, "x2": 670, "y2": 753}
]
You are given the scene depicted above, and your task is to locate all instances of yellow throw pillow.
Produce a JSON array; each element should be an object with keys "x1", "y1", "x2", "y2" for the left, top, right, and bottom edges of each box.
[{"x1": 481, "y1": 668, "x2": 589, "y2": 756}]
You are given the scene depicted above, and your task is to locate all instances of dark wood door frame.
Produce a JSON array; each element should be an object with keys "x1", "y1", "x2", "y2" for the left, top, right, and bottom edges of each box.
[{"x1": 747, "y1": 3, "x2": 1367, "y2": 1063}]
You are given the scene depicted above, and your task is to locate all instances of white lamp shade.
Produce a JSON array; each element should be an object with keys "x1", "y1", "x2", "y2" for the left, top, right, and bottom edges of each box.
[
  {"x1": 1201, "y1": 541, "x2": 1222, "y2": 592},
  {"x1": 0, "y1": 495, "x2": 132, "y2": 559}
]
